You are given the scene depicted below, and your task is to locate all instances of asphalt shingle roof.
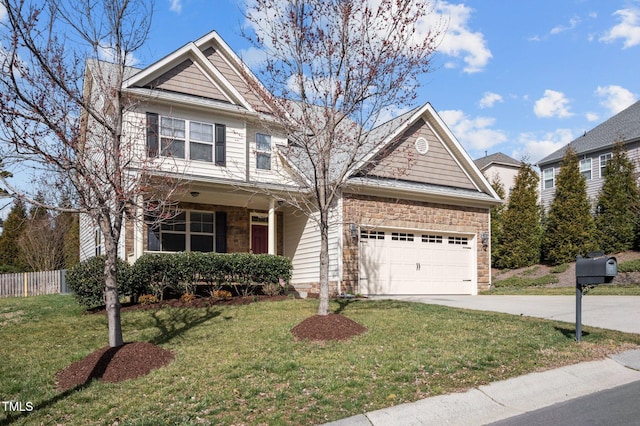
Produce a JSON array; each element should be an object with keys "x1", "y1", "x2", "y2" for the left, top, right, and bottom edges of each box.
[
  {"x1": 537, "y1": 100, "x2": 640, "y2": 166},
  {"x1": 474, "y1": 152, "x2": 520, "y2": 170}
]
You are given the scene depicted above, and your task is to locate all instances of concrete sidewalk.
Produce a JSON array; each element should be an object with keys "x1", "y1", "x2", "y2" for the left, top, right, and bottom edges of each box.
[{"x1": 323, "y1": 295, "x2": 640, "y2": 425}]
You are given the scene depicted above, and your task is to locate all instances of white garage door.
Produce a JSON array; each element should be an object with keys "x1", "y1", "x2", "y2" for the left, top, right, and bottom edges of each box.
[{"x1": 359, "y1": 229, "x2": 475, "y2": 295}]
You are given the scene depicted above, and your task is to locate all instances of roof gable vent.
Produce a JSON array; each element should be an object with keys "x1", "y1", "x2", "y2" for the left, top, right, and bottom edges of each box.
[{"x1": 415, "y1": 137, "x2": 429, "y2": 155}]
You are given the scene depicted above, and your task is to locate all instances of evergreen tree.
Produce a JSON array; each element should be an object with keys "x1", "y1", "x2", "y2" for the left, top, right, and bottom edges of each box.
[
  {"x1": 488, "y1": 176, "x2": 506, "y2": 267},
  {"x1": 543, "y1": 148, "x2": 598, "y2": 265},
  {"x1": 0, "y1": 199, "x2": 28, "y2": 271},
  {"x1": 496, "y1": 163, "x2": 543, "y2": 268},
  {"x1": 595, "y1": 142, "x2": 640, "y2": 253},
  {"x1": 59, "y1": 211, "x2": 80, "y2": 269}
]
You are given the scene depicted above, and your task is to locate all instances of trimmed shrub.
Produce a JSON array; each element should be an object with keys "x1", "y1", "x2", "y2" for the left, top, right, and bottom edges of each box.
[
  {"x1": 66, "y1": 256, "x2": 134, "y2": 309},
  {"x1": 130, "y1": 252, "x2": 293, "y2": 298}
]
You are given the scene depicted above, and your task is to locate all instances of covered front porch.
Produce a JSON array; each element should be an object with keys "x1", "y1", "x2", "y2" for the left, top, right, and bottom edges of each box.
[{"x1": 126, "y1": 182, "x2": 285, "y2": 263}]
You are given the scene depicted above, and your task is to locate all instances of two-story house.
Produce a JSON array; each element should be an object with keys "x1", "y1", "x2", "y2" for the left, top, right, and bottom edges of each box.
[
  {"x1": 474, "y1": 152, "x2": 521, "y2": 199},
  {"x1": 79, "y1": 30, "x2": 501, "y2": 296},
  {"x1": 537, "y1": 101, "x2": 640, "y2": 209}
]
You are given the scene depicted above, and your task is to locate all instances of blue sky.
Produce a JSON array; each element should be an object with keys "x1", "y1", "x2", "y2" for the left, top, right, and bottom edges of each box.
[
  {"x1": 141, "y1": 0, "x2": 640, "y2": 165},
  {"x1": 1, "y1": 0, "x2": 639, "y2": 167}
]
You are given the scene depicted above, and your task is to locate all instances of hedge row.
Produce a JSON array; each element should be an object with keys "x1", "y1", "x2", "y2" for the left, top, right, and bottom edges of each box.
[{"x1": 67, "y1": 252, "x2": 293, "y2": 309}]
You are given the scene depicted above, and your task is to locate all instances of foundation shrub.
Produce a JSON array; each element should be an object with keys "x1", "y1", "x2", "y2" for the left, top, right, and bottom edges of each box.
[
  {"x1": 66, "y1": 256, "x2": 135, "y2": 309},
  {"x1": 131, "y1": 252, "x2": 292, "y2": 299}
]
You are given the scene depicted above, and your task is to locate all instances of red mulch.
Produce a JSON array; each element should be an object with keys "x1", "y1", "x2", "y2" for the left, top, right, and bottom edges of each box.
[
  {"x1": 58, "y1": 297, "x2": 367, "y2": 391},
  {"x1": 291, "y1": 314, "x2": 367, "y2": 341},
  {"x1": 55, "y1": 342, "x2": 174, "y2": 392}
]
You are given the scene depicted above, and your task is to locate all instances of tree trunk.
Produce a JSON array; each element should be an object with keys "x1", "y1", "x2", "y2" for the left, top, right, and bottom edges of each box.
[
  {"x1": 317, "y1": 211, "x2": 330, "y2": 316},
  {"x1": 101, "y1": 220, "x2": 123, "y2": 347}
]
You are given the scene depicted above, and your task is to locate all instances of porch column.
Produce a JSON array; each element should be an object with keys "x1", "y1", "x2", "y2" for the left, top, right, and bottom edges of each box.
[
  {"x1": 133, "y1": 194, "x2": 144, "y2": 262},
  {"x1": 268, "y1": 199, "x2": 276, "y2": 255}
]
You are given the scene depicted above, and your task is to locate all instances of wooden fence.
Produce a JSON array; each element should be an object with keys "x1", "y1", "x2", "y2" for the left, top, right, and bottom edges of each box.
[{"x1": 0, "y1": 270, "x2": 67, "y2": 298}]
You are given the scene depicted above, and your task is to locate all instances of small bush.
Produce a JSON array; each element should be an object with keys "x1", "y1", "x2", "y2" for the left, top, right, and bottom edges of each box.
[
  {"x1": 618, "y1": 259, "x2": 640, "y2": 273},
  {"x1": 139, "y1": 294, "x2": 159, "y2": 305},
  {"x1": 551, "y1": 263, "x2": 569, "y2": 274},
  {"x1": 180, "y1": 292, "x2": 196, "y2": 303},
  {"x1": 262, "y1": 282, "x2": 283, "y2": 296},
  {"x1": 66, "y1": 256, "x2": 135, "y2": 309},
  {"x1": 213, "y1": 289, "x2": 232, "y2": 299}
]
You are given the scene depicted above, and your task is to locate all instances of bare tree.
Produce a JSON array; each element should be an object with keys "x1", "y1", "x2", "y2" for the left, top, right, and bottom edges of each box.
[
  {"x1": 0, "y1": 0, "x2": 178, "y2": 347},
  {"x1": 242, "y1": 0, "x2": 442, "y2": 315}
]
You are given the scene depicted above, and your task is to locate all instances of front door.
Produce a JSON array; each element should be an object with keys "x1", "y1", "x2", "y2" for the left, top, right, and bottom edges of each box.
[{"x1": 251, "y1": 225, "x2": 268, "y2": 254}]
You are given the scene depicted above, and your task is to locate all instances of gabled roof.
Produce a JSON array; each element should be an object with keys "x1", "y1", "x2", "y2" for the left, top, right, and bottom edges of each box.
[
  {"x1": 122, "y1": 30, "x2": 270, "y2": 113},
  {"x1": 474, "y1": 152, "x2": 521, "y2": 171},
  {"x1": 350, "y1": 103, "x2": 501, "y2": 201},
  {"x1": 538, "y1": 100, "x2": 640, "y2": 166}
]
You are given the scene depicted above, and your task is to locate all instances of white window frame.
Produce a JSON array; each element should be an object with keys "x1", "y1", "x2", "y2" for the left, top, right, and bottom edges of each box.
[
  {"x1": 160, "y1": 117, "x2": 186, "y2": 159},
  {"x1": 94, "y1": 229, "x2": 102, "y2": 256},
  {"x1": 543, "y1": 168, "x2": 555, "y2": 189},
  {"x1": 256, "y1": 133, "x2": 272, "y2": 170},
  {"x1": 148, "y1": 210, "x2": 216, "y2": 253},
  {"x1": 159, "y1": 116, "x2": 223, "y2": 164},
  {"x1": 580, "y1": 158, "x2": 592, "y2": 180},
  {"x1": 599, "y1": 153, "x2": 612, "y2": 178},
  {"x1": 189, "y1": 121, "x2": 214, "y2": 162}
]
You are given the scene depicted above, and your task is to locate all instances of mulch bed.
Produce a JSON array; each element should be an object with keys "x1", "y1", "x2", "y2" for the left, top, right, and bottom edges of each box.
[
  {"x1": 55, "y1": 342, "x2": 174, "y2": 392},
  {"x1": 58, "y1": 296, "x2": 367, "y2": 391},
  {"x1": 291, "y1": 314, "x2": 367, "y2": 341}
]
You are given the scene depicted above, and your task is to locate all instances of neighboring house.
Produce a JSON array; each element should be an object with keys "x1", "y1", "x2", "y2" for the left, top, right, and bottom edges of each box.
[
  {"x1": 474, "y1": 152, "x2": 521, "y2": 199},
  {"x1": 79, "y1": 30, "x2": 501, "y2": 296},
  {"x1": 537, "y1": 101, "x2": 640, "y2": 210}
]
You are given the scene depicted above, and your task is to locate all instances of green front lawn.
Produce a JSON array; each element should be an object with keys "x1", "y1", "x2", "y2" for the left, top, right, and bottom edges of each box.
[{"x1": 2, "y1": 295, "x2": 639, "y2": 425}]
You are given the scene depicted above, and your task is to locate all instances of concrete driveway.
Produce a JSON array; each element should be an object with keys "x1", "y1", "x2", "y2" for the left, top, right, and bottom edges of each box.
[{"x1": 373, "y1": 295, "x2": 640, "y2": 334}]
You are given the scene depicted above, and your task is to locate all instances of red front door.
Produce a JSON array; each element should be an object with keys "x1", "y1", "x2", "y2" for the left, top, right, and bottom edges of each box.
[{"x1": 251, "y1": 225, "x2": 268, "y2": 254}]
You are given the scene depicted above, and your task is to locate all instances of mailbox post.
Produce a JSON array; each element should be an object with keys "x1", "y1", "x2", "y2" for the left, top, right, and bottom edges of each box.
[{"x1": 575, "y1": 252, "x2": 617, "y2": 342}]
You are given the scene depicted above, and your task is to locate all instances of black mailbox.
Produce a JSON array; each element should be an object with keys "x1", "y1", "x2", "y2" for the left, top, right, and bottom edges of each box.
[{"x1": 576, "y1": 254, "x2": 617, "y2": 285}]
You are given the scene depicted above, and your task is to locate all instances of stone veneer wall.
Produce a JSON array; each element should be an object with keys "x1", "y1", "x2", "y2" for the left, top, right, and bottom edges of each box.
[{"x1": 341, "y1": 193, "x2": 491, "y2": 294}]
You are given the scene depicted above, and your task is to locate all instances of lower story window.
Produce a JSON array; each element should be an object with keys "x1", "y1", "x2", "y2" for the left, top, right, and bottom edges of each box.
[{"x1": 148, "y1": 211, "x2": 215, "y2": 252}]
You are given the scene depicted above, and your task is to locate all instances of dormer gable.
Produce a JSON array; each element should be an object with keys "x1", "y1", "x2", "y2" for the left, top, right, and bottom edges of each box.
[{"x1": 123, "y1": 31, "x2": 271, "y2": 113}]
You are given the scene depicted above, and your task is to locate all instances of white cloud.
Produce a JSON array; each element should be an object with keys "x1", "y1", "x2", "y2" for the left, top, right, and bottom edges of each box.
[
  {"x1": 169, "y1": 0, "x2": 182, "y2": 14},
  {"x1": 238, "y1": 46, "x2": 268, "y2": 68},
  {"x1": 516, "y1": 129, "x2": 575, "y2": 164},
  {"x1": 600, "y1": 7, "x2": 640, "y2": 48},
  {"x1": 586, "y1": 112, "x2": 600, "y2": 122},
  {"x1": 0, "y1": 4, "x2": 7, "y2": 22},
  {"x1": 439, "y1": 109, "x2": 507, "y2": 152},
  {"x1": 434, "y1": 2, "x2": 492, "y2": 73},
  {"x1": 595, "y1": 85, "x2": 637, "y2": 114},
  {"x1": 550, "y1": 16, "x2": 581, "y2": 35},
  {"x1": 534, "y1": 89, "x2": 573, "y2": 118},
  {"x1": 479, "y1": 92, "x2": 503, "y2": 109}
]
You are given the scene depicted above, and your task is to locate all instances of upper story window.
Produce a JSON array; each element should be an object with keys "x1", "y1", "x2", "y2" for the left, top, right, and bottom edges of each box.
[
  {"x1": 599, "y1": 153, "x2": 612, "y2": 178},
  {"x1": 189, "y1": 121, "x2": 213, "y2": 162},
  {"x1": 543, "y1": 168, "x2": 554, "y2": 189},
  {"x1": 146, "y1": 112, "x2": 226, "y2": 165},
  {"x1": 160, "y1": 117, "x2": 186, "y2": 158},
  {"x1": 256, "y1": 133, "x2": 271, "y2": 170},
  {"x1": 580, "y1": 158, "x2": 592, "y2": 180}
]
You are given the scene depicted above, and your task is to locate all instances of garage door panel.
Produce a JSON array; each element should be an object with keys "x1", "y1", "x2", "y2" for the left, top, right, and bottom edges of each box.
[{"x1": 359, "y1": 229, "x2": 474, "y2": 295}]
